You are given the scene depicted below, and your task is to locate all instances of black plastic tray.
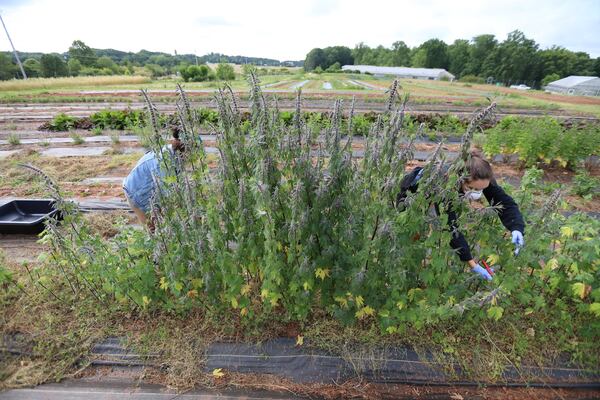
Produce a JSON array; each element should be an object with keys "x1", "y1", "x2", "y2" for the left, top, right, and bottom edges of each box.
[{"x1": 0, "y1": 199, "x2": 61, "y2": 234}]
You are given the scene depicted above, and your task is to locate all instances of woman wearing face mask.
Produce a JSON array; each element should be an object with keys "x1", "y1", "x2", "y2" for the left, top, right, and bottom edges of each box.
[{"x1": 398, "y1": 150, "x2": 525, "y2": 281}]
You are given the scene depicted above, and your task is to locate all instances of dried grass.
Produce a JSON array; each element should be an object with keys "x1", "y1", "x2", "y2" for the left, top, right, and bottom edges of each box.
[{"x1": 0, "y1": 76, "x2": 151, "y2": 91}]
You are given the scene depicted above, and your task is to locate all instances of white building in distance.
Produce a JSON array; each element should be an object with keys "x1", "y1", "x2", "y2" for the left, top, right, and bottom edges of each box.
[
  {"x1": 342, "y1": 65, "x2": 455, "y2": 81},
  {"x1": 545, "y1": 76, "x2": 600, "y2": 96}
]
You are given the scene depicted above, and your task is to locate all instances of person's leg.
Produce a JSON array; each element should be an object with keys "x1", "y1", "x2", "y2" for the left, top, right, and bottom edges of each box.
[
  {"x1": 123, "y1": 187, "x2": 149, "y2": 227},
  {"x1": 126, "y1": 196, "x2": 148, "y2": 226}
]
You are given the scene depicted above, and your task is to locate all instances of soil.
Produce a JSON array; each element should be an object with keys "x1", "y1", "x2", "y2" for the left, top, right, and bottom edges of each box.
[
  {"x1": 141, "y1": 367, "x2": 600, "y2": 400},
  {"x1": 0, "y1": 234, "x2": 48, "y2": 263}
]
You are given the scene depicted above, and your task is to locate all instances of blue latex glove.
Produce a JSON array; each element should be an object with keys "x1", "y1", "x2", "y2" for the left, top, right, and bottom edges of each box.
[
  {"x1": 511, "y1": 230, "x2": 524, "y2": 255},
  {"x1": 472, "y1": 264, "x2": 493, "y2": 281}
]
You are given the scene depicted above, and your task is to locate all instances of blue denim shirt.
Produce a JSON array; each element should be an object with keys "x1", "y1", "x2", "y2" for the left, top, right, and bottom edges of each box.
[{"x1": 123, "y1": 146, "x2": 174, "y2": 213}]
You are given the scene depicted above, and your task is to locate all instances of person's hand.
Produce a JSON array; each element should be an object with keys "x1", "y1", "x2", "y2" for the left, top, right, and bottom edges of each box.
[
  {"x1": 472, "y1": 264, "x2": 493, "y2": 281},
  {"x1": 511, "y1": 230, "x2": 524, "y2": 255}
]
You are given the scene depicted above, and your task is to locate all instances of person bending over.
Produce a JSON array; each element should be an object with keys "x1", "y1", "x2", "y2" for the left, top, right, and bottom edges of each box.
[
  {"x1": 122, "y1": 133, "x2": 185, "y2": 229},
  {"x1": 398, "y1": 151, "x2": 525, "y2": 281}
]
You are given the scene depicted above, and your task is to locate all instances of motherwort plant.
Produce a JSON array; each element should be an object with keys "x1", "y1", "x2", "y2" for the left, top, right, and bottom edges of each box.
[{"x1": 25, "y1": 76, "x2": 600, "y2": 337}]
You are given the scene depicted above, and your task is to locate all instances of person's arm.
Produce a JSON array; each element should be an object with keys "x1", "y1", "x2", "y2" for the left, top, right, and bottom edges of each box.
[
  {"x1": 483, "y1": 181, "x2": 525, "y2": 234},
  {"x1": 438, "y1": 202, "x2": 474, "y2": 263}
]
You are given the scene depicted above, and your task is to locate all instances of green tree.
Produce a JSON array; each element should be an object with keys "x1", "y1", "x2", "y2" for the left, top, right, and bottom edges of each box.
[
  {"x1": 371, "y1": 45, "x2": 392, "y2": 65},
  {"x1": 23, "y1": 58, "x2": 41, "y2": 78},
  {"x1": 40, "y1": 54, "x2": 69, "y2": 78},
  {"x1": 417, "y1": 39, "x2": 449, "y2": 69},
  {"x1": 96, "y1": 56, "x2": 119, "y2": 74},
  {"x1": 0, "y1": 53, "x2": 17, "y2": 80},
  {"x1": 304, "y1": 48, "x2": 326, "y2": 71},
  {"x1": 68, "y1": 40, "x2": 97, "y2": 67},
  {"x1": 571, "y1": 51, "x2": 593, "y2": 75},
  {"x1": 216, "y1": 63, "x2": 235, "y2": 80},
  {"x1": 179, "y1": 64, "x2": 212, "y2": 82},
  {"x1": 352, "y1": 42, "x2": 371, "y2": 65},
  {"x1": 539, "y1": 46, "x2": 575, "y2": 78},
  {"x1": 448, "y1": 39, "x2": 470, "y2": 77},
  {"x1": 391, "y1": 41, "x2": 411, "y2": 66},
  {"x1": 542, "y1": 73, "x2": 560, "y2": 87},
  {"x1": 490, "y1": 30, "x2": 540, "y2": 85},
  {"x1": 464, "y1": 34, "x2": 497, "y2": 76},
  {"x1": 326, "y1": 62, "x2": 341, "y2": 72},
  {"x1": 324, "y1": 46, "x2": 354, "y2": 68},
  {"x1": 67, "y1": 58, "x2": 82, "y2": 76},
  {"x1": 145, "y1": 64, "x2": 166, "y2": 78},
  {"x1": 411, "y1": 48, "x2": 427, "y2": 67},
  {"x1": 593, "y1": 57, "x2": 600, "y2": 77}
]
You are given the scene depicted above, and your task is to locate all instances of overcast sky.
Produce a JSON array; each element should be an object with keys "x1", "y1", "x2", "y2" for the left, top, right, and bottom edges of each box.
[{"x1": 1, "y1": 0, "x2": 599, "y2": 60}]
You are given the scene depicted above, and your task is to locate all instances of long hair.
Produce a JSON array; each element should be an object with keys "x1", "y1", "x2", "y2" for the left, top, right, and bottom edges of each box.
[{"x1": 465, "y1": 150, "x2": 493, "y2": 182}]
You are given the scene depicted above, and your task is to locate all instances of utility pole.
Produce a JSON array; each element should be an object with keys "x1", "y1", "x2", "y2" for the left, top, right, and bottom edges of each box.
[{"x1": 0, "y1": 13, "x2": 27, "y2": 79}]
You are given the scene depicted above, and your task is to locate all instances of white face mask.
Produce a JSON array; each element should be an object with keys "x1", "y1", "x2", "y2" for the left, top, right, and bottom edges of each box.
[{"x1": 466, "y1": 190, "x2": 483, "y2": 201}]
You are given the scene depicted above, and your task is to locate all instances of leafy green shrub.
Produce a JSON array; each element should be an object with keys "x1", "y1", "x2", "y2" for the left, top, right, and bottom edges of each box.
[
  {"x1": 483, "y1": 117, "x2": 600, "y2": 168},
  {"x1": 542, "y1": 73, "x2": 560, "y2": 87},
  {"x1": 45, "y1": 113, "x2": 76, "y2": 131},
  {"x1": 90, "y1": 109, "x2": 145, "y2": 130},
  {"x1": 572, "y1": 170, "x2": 600, "y2": 198},
  {"x1": 179, "y1": 65, "x2": 214, "y2": 82},
  {"x1": 279, "y1": 111, "x2": 294, "y2": 126},
  {"x1": 216, "y1": 63, "x2": 235, "y2": 81},
  {"x1": 196, "y1": 108, "x2": 219, "y2": 125},
  {"x1": 351, "y1": 115, "x2": 370, "y2": 136}
]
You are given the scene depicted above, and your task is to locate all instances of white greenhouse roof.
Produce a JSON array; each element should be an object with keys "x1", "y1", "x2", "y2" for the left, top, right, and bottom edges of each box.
[
  {"x1": 342, "y1": 65, "x2": 454, "y2": 79},
  {"x1": 547, "y1": 76, "x2": 599, "y2": 88}
]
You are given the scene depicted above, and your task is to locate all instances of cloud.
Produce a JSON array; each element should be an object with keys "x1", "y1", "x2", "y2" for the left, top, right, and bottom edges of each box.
[
  {"x1": 194, "y1": 16, "x2": 237, "y2": 27},
  {"x1": 0, "y1": 0, "x2": 598, "y2": 60},
  {"x1": 307, "y1": 0, "x2": 339, "y2": 16}
]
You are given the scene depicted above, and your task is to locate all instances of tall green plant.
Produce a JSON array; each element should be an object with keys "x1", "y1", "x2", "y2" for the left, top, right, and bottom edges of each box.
[{"x1": 25, "y1": 79, "x2": 600, "y2": 338}]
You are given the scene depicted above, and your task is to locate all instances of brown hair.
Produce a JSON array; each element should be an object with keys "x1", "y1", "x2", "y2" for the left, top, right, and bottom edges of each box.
[
  {"x1": 465, "y1": 150, "x2": 493, "y2": 182},
  {"x1": 170, "y1": 125, "x2": 186, "y2": 153},
  {"x1": 171, "y1": 138, "x2": 185, "y2": 153}
]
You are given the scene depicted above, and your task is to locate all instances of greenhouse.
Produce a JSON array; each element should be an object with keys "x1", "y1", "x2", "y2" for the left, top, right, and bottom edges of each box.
[
  {"x1": 545, "y1": 75, "x2": 600, "y2": 96},
  {"x1": 342, "y1": 65, "x2": 455, "y2": 80}
]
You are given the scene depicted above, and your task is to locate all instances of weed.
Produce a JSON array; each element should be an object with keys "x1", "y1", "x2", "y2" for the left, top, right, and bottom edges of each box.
[
  {"x1": 110, "y1": 132, "x2": 121, "y2": 145},
  {"x1": 70, "y1": 133, "x2": 84, "y2": 145},
  {"x1": 7, "y1": 133, "x2": 20, "y2": 146}
]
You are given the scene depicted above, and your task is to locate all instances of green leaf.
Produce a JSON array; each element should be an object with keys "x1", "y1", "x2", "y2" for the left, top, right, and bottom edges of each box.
[
  {"x1": 572, "y1": 282, "x2": 586, "y2": 300},
  {"x1": 589, "y1": 303, "x2": 600, "y2": 318},
  {"x1": 487, "y1": 306, "x2": 504, "y2": 321}
]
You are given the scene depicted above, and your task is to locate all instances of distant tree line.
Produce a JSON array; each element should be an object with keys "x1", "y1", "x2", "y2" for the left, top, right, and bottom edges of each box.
[
  {"x1": 0, "y1": 40, "x2": 303, "y2": 81},
  {"x1": 304, "y1": 30, "x2": 600, "y2": 88}
]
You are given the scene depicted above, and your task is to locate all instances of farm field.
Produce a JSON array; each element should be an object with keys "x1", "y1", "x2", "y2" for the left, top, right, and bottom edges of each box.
[
  {"x1": 1, "y1": 72, "x2": 600, "y2": 117},
  {"x1": 1, "y1": 78, "x2": 599, "y2": 399}
]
